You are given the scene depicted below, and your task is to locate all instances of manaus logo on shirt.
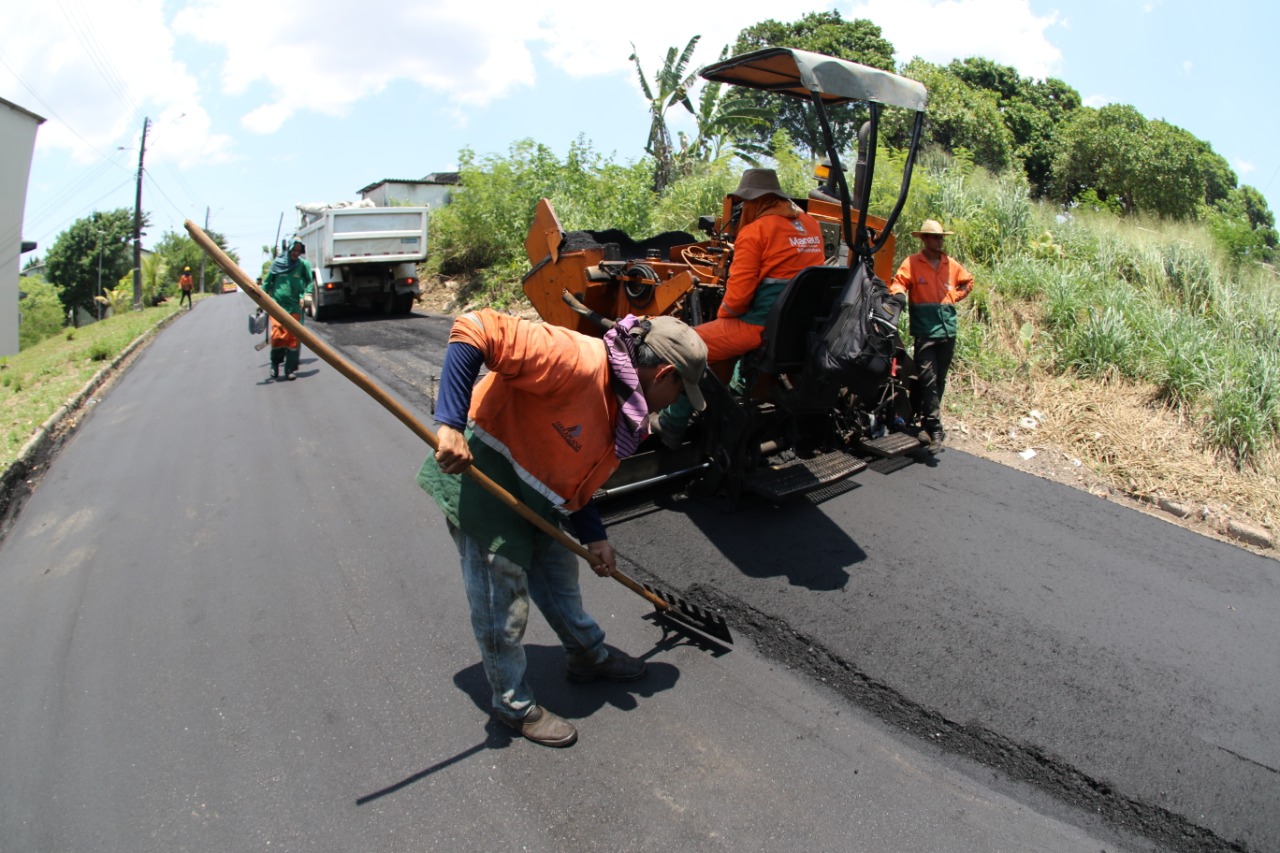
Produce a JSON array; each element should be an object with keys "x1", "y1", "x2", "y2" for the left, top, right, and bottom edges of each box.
[{"x1": 553, "y1": 421, "x2": 584, "y2": 452}]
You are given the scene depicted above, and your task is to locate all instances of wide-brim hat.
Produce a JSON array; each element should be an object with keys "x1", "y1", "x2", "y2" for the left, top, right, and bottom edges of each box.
[
  {"x1": 912, "y1": 219, "x2": 954, "y2": 237},
  {"x1": 641, "y1": 316, "x2": 708, "y2": 411},
  {"x1": 729, "y1": 168, "x2": 786, "y2": 202}
]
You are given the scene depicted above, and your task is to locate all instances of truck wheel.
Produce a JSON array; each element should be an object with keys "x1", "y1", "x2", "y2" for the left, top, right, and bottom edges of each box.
[
  {"x1": 312, "y1": 302, "x2": 329, "y2": 322},
  {"x1": 394, "y1": 294, "x2": 415, "y2": 314}
]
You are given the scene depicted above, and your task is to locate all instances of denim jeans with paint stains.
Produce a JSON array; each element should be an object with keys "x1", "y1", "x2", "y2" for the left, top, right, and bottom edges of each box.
[{"x1": 447, "y1": 521, "x2": 607, "y2": 719}]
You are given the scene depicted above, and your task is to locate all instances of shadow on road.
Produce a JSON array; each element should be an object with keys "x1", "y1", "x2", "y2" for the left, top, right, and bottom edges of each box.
[
  {"x1": 355, "y1": 644, "x2": 682, "y2": 803},
  {"x1": 449, "y1": 644, "x2": 682, "y2": 723},
  {"x1": 678, "y1": 495, "x2": 866, "y2": 590}
]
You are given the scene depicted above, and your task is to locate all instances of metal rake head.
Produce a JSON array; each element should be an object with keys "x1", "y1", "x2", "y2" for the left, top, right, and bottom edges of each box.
[{"x1": 644, "y1": 583, "x2": 733, "y2": 645}]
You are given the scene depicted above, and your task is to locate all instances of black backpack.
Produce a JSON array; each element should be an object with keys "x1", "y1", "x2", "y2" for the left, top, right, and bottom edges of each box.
[{"x1": 809, "y1": 260, "x2": 901, "y2": 382}]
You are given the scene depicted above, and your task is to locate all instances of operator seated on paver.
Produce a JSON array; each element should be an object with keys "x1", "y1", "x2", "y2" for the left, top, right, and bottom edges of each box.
[
  {"x1": 648, "y1": 168, "x2": 825, "y2": 447},
  {"x1": 418, "y1": 309, "x2": 708, "y2": 747}
]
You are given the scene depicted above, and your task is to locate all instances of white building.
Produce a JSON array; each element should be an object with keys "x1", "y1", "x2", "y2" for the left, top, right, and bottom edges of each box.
[
  {"x1": 356, "y1": 172, "x2": 459, "y2": 209},
  {"x1": 1, "y1": 97, "x2": 45, "y2": 356}
]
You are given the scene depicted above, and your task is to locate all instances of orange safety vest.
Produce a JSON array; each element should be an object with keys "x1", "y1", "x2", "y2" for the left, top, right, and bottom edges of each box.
[
  {"x1": 451, "y1": 310, "x2": 619, "y2": 512},
  {"x1": 179, "y1": 273, "x2": 194, "y2": 292}
]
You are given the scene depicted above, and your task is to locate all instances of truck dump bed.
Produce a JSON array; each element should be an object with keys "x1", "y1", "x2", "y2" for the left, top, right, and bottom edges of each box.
[{"x1": 298, "y1": 207, "x2": 428, "y2": 267}]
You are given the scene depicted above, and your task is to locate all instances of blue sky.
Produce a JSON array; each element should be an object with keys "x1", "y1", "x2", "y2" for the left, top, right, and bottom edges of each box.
[{"x1": 4, "y1": 0, "x2": 1276, "y2": 268}]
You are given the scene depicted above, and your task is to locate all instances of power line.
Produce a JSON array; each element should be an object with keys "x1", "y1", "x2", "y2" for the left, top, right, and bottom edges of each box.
[
  {"x1": 0, "y1": 47, "x2": 130, "y2": 166},
  {"x1": 56, "y1": 0, "x2": 142, "y2": 122}
]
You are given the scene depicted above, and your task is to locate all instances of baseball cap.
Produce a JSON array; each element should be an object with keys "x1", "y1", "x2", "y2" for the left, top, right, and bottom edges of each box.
[{"x1": 641, "y1": 315, "x2": 708, "y2": 411}]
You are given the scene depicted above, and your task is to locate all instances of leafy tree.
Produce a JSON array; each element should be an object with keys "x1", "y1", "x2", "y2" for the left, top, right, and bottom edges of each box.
[
  {"x1": 887, "y1": 59, "x2": 1014, "y2": 174},
  {"x1": 1208, "y1": 185, "x2": 1278, "y2": 264},
  {"x1": 631, "y1": 36, "x2": 701, "y2": 193},
  {"x1": 947, "y1": 58, "x2": 1081, "y2": 196},
  {"x1": 152, "y1": 230, "x2": 236, "y2": 295},
  {"x1": 731, "y1": 11, "x2": 896, "y2": 158},
  {"x1": 1133, "y1": 121, "x2": 1218, "y2": 220},
  {"x1": 139, "y1": 252, "x2": 171, "y2": 305},
  {"x1": 43, "y1": 209, "x2": 141, "y2": 318},
  {"x1": 1233, "y1": 184, "x2": 1278, "y2": 244},
  {"x1": 1051, "y1": 106, "x2": 1243, "y2": 220},
  {"x1": 672, "y1": 49, "x2": 773, "y2": 174},
  {"x1": 1050, "y1": 104, "x2": 1148, "y2": 214},
  {"x1": 17, "y1": 274, "x2": 65, "y2": 349}
]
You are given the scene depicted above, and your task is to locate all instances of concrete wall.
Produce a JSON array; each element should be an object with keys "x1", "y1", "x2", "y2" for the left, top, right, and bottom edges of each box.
[
  {"x1": 1, "y1": 98, "x2": 45, "y2": 356},
  {"x1": 360, "y1": 181, "x2": 453, "y2": 209}
]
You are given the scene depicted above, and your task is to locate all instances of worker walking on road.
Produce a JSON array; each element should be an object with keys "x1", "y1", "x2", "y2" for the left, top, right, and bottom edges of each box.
[
  {"x1": 418, "y1": 309, "x2": 708, "y2": 747},
  {"x1": 261, "y1": 240, "x2": 312, "y2": 381},
  {"x1": 890, "y1": 220, "x2": 974, "y2": 452},
  {"x1": 178, "y1": 267, "x2": 194, "y2": 310}
]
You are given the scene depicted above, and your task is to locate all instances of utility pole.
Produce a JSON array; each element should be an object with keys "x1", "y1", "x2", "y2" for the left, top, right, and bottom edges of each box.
[
  {"x1": 198, "y1": 206, "x2": 210, "y2": 294},
  {"x1": 132, "y1": 116, "x2": 150, "y2": 310},
  {"x1": 96, "y1": 230, "x2": 105, "y2": 321}
]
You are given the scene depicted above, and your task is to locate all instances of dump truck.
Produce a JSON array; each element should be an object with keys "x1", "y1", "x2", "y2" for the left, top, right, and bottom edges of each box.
[{"x1": 297, "y1": 200, "x2": 428, "y2": 320}]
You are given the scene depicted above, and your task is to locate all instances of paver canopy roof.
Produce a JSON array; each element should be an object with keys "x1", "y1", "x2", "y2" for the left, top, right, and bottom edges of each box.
[{"x1": 701, "y1": 47, "x2": 927, "y2": 113}]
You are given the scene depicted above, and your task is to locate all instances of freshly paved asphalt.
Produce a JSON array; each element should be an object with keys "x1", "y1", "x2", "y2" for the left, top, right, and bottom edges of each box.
[{"x1": 1, "y1": 292, "x2": 1274, "y2": 851}]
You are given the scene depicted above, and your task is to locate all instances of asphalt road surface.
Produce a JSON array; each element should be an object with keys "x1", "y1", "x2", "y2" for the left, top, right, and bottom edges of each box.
[{"x1": 0, "y1": 293, "x2": 1274, "y2": 851}]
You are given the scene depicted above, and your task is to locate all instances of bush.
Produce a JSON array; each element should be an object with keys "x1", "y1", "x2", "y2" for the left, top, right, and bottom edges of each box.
[
  {"x1": 427, "y1": 138, "x2": 655, "y2": 292},
  {"x1": 17, "y1": 275, "x2": 65, "y2": 350}
]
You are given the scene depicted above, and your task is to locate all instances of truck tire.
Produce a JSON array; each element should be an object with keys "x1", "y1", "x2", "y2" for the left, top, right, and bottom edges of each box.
[
  {"x1": 312, "y1": 300, "x2": 329, "y2": 322},
  {"x1": 394, "y1": 293, "x2": 415, "y2": 314}
]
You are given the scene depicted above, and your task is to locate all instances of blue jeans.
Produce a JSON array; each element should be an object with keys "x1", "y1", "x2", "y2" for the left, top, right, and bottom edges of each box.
[{"x1": 447, "y1": 521, "x2": 607, "y2": 718}]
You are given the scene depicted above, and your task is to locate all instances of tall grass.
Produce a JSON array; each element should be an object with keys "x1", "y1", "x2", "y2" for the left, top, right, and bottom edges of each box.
[
  {"x1": 893, "y1": 157, "x2": 1280, "y2": 466},
  {"x1": 429, "y1": 140, "x2": 1278, "y2": 467}
]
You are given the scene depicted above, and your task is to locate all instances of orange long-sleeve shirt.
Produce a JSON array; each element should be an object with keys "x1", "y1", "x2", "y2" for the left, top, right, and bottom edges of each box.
[
  {"x1": 889, "y1": 252, "x2": 973, "y2": 339},
  {"x1": 719, "y1": 203, "x2": 825, "y2": 322}
]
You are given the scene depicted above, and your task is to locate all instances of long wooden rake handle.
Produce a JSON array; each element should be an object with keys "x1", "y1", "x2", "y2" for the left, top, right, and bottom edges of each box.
[{"x1": 186, "y1": 221, "x2": 673, "y2": 612}]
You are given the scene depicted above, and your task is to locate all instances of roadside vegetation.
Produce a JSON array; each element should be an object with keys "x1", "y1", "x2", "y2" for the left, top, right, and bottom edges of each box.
[{"x1": 1, "y1": 301, "x2": 188, "y2": 469}]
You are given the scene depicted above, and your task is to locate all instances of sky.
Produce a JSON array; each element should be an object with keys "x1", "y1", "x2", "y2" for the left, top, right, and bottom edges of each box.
[{"x1": 4, "y1": 0, "x2": 1277, "y2": 270}]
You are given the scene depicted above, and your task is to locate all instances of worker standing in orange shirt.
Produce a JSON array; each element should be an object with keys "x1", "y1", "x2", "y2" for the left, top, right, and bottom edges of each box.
[{"x1": 889, "y1": 220, "x2": 974, "y2": 452}]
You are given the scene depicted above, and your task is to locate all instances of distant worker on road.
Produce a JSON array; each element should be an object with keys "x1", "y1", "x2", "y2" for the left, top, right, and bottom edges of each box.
[
  {"x1": 178, "y1": 267, "x2": 194, "y2": 310},
  {"x1": 649, "y1": 168, "x2": 824, "y2": 446},
  {"x1": 890, "y1": 219, "x2": 974, "y2": 452},
  {"x1": 261, "y1": 240, "x2": 312, "y2": 381}
]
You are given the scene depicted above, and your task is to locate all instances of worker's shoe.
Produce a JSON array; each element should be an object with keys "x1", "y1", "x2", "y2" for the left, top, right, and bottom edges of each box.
[
  {"x1": 645, "y1": 413, "x2": 684, "y2": 450},
  {"x1": 498, "y1": 705, "x2": 577, "y2": 748},
  {"x1": 268, "y1": 366, "x2": 279, "y2": 381},
  {"x1": 566, "y1": 648, "x2": 647, "y2": 683},
  {"x1": 922, "y1": 420, "x2": 945, "y2": 453},
  {"x1": 285, "y1": 371, "x2": 297, "y2": 381}
]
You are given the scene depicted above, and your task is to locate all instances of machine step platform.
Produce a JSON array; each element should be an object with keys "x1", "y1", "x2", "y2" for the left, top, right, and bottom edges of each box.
[
  {"x1": 858, "y1": 430, "x2": 923, "y2": 458},
  {"x1": 745, "y1": 451, "x2": 867, "y2": 502}
]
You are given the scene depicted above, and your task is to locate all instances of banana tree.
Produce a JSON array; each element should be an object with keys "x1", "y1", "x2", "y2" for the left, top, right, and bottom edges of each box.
[{"x1": 630, "y1": 36, "x2": 701, "y2": 193}]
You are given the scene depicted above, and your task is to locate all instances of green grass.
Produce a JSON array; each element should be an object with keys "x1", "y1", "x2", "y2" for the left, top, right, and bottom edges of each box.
[{"x1": 1, "y1": 302, "x2": 185, "y2": 469}]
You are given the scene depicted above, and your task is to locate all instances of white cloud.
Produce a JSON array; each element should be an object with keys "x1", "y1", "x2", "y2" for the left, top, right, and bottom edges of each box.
[
  {"x1": 172, "y1": 0, "x2": 790, "y2": 130},
  {"x1": 0, "y1": 0, "x2": 232, "y2": 166},
  {"x1": 3, "y1": 0, "x2": 1071, "y2": 173},
  {"x1": 846, "y1": 0, "x2": 1063, "y2": 79},
  {"x1": 1234, "y1": 159, "x2": 1256, "y2": 177},
  {"x1": 1082, "y1": 93, "x2": 1113, "y2": 108},
  {"x1": 1182, "y1": 60, "x2": 1193, "y2": 77}
]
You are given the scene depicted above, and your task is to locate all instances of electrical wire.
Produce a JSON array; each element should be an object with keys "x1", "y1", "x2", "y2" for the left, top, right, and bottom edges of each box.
[{"x1": 57, "y1": 0, "x2": 142, "y2": 122}]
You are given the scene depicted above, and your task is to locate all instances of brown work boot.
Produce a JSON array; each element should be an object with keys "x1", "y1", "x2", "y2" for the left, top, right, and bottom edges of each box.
[
  {"x1": 498, "y1": 706, "x2": 578, "y2": 748},
  {"x1": 566, "y1": 648, "x2": 647, "y2": 683}
]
